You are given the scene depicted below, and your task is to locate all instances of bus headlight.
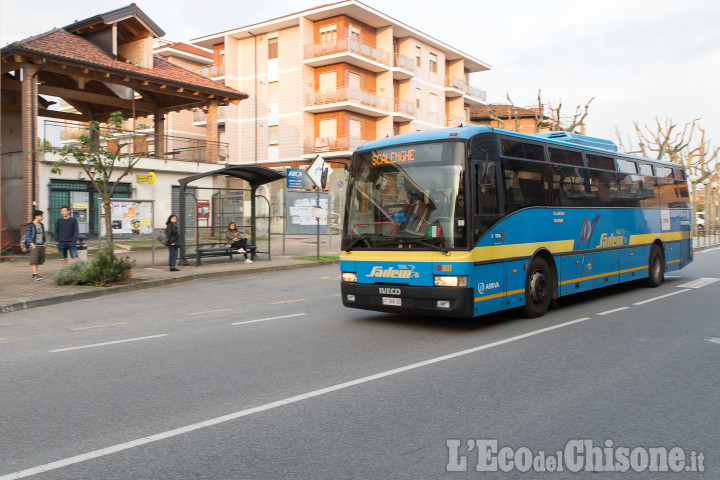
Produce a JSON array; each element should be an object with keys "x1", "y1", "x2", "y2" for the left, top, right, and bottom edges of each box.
[
  {"x1": 342, "y1": 272, "x2": 357, "y2": 283},
  {"x1": 433, "y1": 275, "x2": 468, "y2": 287}
]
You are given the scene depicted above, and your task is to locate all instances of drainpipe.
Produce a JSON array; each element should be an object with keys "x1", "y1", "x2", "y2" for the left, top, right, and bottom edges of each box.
[{"x1": 30, "y1": 58, "x2": 47, "y2": 212}]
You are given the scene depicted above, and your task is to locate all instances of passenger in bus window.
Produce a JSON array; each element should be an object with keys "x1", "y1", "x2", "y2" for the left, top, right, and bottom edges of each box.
[{"x1": 454, "y1": 193, "x2": 466, "y2": 247}]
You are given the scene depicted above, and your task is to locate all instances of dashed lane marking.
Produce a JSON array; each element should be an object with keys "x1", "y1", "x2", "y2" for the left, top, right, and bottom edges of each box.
[
  {"x1": 49, "y1": 334, "x2": 168, "y2": 353},
  {"x1": 186, "y1": 308, "x2": 231, "y2": 316},
  {"x1": 70, "y1": 322, "x2": 126, "y2": 331},
  {"x1": 597, "y1": 306, "x2": 630, "y2": 316},
  {"x1": 270, "y1": 299, "x2": 306, "y2": 305},
  {"x1": 633, "y1": 289, "x2": 691, "y2": 305},
  {"x1": 677, "y1": 278, "x2": 719, "y2": 289},
  {"x1": 231, "y1": 313, "x2": 306, "y2": 326}
]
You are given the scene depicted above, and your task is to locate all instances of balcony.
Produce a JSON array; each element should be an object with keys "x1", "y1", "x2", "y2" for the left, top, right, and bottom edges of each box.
[
  {"x1": 392, "y1": 53, "x2": 415, "y2": 80},
  {"x1": 445, "y1": 76, "x2": 488, "y2": 106},
  {"x1": 42, "y1": 120, "x2": 229, "y2": 163},
  {"x1": 193, "y1": 63, "x2": 225, "y2": 79},
  {"x1": 303, "y1": 37, "x2": 390, "y2": 72},
  {"x1": 303, "y1": 136, "x2": 370, "y2": 155},
  {"x1": 192, "y1": 105, "x2": 227, "y2": 124},
  {"x1": 446, "y1": 115, "x2": 466, "y2": 127},
  {"x1": 304, "y1": 87, "x2": 391, "y2": 117},
  {"x1": 393, "y1": 99, "x2": 415, "y2": 122}
]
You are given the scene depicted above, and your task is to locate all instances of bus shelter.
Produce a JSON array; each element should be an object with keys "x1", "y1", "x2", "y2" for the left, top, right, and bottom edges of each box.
[{"x1": 177, "y1": 166, "x2": 285, "y2": 265}]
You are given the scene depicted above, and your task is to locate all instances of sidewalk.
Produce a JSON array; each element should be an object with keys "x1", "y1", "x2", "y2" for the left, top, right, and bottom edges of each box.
[{"x1": 0, "y1": 235, "x2": 341, "y2": 314}]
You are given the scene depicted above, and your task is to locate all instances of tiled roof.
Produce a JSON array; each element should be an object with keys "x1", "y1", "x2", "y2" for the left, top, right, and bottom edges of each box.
[
  {"x1": 470, "y1": 104, "x2": 541, "y2": 119},
  {"x1": 2, "y1": 29, "x2": 245, "y2": 99}
]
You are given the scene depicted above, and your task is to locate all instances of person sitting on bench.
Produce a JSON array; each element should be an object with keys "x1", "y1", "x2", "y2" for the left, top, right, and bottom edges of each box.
[{"x1": 225, "y1": 222, "x2": 253, "y2": 264}]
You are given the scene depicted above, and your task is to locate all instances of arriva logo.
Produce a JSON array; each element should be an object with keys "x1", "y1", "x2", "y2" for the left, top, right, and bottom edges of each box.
[
  {"x1": 596, "y1": 232, "x2": 627, "y2": 248},
  {"x1": 368, "y1": 265, "x2": 419, "y2": 279},
  {"x1": 477, "y1": 281, "x2": 500, "y2": 295}
]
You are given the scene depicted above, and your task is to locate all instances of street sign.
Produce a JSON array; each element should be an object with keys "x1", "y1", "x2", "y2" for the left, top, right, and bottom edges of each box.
[
  {"x1": 137, "y1": 172, "x2": 155, "y2": 184},
  {"x1": 286, "y1": 168, "x2": 305, "y2": 189},
  {"x1": 307, "y1": 154, "x2": 332, "y2": 188},
  {"x1": 338, "y1": 180, "x2": 344, "y2": 188}
]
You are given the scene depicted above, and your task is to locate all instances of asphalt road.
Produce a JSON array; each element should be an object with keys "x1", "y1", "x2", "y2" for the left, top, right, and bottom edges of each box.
[{"x1": 1, "y1": 247, "x2": 719, "y2": 479}]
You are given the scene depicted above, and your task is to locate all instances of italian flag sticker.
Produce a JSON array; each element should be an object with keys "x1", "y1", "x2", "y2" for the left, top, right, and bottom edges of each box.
[{"x1": 428, "y1": 225, "x2": 442, "y2": 237}]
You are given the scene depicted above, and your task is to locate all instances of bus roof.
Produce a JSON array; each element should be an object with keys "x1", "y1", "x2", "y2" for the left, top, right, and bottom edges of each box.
[{"x1": 355, "y1": 126, "x2": 681, "y2": 169}]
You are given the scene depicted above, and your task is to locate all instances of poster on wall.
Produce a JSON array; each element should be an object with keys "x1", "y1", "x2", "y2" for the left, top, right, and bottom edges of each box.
[
  {"x1": 99, "y1": 199, "x2": 154, "y2": 238},
  {"x1": 285, "y1": 190, "x2": 328, "y2": 234}
]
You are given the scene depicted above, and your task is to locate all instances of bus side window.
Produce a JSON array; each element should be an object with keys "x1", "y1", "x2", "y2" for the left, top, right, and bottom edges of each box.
[
  {"x1": 502, "y1": 158, "x2": 551, "y2": 212},
  {"x1": 474, "y1": 162, "x2": 498, "y2": 215}
]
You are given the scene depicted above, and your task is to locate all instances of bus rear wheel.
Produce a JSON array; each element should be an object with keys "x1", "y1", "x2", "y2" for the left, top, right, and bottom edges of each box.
[
  {"x1": 645, "y1": 244, "x2": 664, "y2": 288},
  {"x1": 524, "y1": 257, "x2": 553, "y2": 318}
]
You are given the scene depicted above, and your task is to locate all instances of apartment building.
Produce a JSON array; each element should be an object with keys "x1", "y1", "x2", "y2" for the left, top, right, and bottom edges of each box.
[{"x1": 192, "y1": 0, "x2": 490, "y2": 174}]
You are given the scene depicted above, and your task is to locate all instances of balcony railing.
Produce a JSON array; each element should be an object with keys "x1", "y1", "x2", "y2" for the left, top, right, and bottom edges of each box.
[
  {"x1": 304, "y1": 37, "x2": 390, "y2": 66},
  {"x1": 394, "y1": 99, "x2": 415, "y2": 116},
  {"x1": 393, "y1": 53, "x2": 415, "y2": 73},
  {"x1": 42, "y1": 120, "x2": 229, "y2": 163},
  {"x1": 303, "y1": 136, "x2": 369, "y2": 155},
  {"x1": 193, "y1": 63, "x2": 225, "y2": 78},
  {"x1": 445, "y1": 76, "x2": 488, "y2": 101},
  {"x1": 305, "y1": 87, "x2": 391, "y2": 111},
  {"x1": 446, "y1": 115, "x2": 466, "y2": 127}
]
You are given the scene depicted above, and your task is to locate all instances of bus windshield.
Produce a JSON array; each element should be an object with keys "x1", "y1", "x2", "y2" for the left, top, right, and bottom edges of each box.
[{"x1": 342, "y1": 141, "x2": 467, "y2": 251}]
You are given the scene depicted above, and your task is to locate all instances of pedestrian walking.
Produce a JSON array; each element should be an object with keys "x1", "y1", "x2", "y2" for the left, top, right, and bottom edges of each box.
[
  {"x1": 55, "y1": 205, "x2": 79, "y2": 265},
  {"x1": 25, "y1": 210, "x2": 46, "y2": 281},
  {"x1": 166, "y1": 214, "x2": 181, "y2": 271}
]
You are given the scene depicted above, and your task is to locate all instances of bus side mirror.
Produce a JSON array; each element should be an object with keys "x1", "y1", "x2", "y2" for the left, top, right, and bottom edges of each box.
[{"x1": 479, "y1": 163, "x2": 495, "y2": 186}]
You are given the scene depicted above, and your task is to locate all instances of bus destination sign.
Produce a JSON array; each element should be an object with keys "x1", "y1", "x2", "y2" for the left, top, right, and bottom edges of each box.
[{"x1": 372, "y1": 148, "x2": 416, "y2": 166}]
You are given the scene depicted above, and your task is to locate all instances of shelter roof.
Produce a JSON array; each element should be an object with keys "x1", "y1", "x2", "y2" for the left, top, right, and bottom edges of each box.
[{"x1": 179, "y1": 166, "x2": 286, "y2": 189}]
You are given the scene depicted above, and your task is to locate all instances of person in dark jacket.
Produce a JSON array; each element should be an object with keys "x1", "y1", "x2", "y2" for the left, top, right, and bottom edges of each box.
[
  {"x1": 25, "y1": 210, "x2": 46, "y2": 281},
  {"x1": 165, "y1": 214, "x2": 181, "y2": 271},
  {"x1": 55, "y1": 205, "x2": 79, "y2": 265}
]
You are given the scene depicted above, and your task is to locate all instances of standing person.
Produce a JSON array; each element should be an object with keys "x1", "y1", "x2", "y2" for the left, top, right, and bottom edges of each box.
[
  {"x1": 25, "y1": 210, "x2": 46, "y2": 281},
  {"x1": 225, "y1": 222, "x2": 252, "y2": 264},
  {"x1": 55, "y1": 205, "x2": 79, "y2": 265},
  {"x1": 166, "y1": 214, "x2": 181, "y2": 272}
]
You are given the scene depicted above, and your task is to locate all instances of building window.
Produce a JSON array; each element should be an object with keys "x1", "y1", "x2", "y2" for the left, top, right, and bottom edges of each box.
[
  {"x1": 429, "y1": 52, "x2": 437, "y2": 73},
  {"x1": 429, "y1": 92, "x2": 438, "y2": 113},
  {"x1": 319, "y1": 24, "x2": 337, "y2": 44},
  {"x1": 415, "y1": 88, "x2": 422, "y2": 109},
  {"x1": 416, "y1": 46, "x2": 421, "y2": 67},
  {"x1": 268, "y1": 37, "x2": 278, "y2": 59},
  {"x1": 268, "y1": 126, "x2": 279, "y2": 146}
]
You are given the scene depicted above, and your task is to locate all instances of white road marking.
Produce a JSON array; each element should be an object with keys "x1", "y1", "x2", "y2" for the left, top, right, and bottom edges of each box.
[
  {"x1": 49, "y1": 335, "x2": 168, "y2": 353},
  {"x1": 5, "y1": 316, "x2": 591, "y2": 479},
  {"x1": 633, "y1": 289, "x2": 691, "y2": 305},
  {"x1": 677, "y1": 278, "x2": 719, "y2": 289},
  {"x1": 231, "y1": 313, "x2": 306, "y2": 326},
  {"x1": 596, "y1": 306, "x2": 630, "y2": 316}
]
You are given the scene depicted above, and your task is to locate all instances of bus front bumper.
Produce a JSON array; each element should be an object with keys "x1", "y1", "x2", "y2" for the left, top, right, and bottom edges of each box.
[{"x1": 341, "y1": 282, "x2": 474, "y2": 318}]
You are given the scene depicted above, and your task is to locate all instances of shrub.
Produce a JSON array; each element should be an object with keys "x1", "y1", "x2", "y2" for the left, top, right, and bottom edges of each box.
[
  {"x1": 83, "y1": 247, "x2": 136, "y2": 286},
  {"x1": 53, "y1": 260, "x2": 91, "y2": 285}
]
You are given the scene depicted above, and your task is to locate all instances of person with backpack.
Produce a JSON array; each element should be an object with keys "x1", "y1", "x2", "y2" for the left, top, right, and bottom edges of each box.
[
  {"x1": 165, "y1": 214, "x2": 181, "y2": 272},
  {"x1": 24, "y1": 210, "x2": 47, "y2": 281}
]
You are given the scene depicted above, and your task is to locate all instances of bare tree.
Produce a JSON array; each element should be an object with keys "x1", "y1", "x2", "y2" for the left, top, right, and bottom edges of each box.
[{"x1": 485, "y1": 90, "x2": 593, "y2": 134}]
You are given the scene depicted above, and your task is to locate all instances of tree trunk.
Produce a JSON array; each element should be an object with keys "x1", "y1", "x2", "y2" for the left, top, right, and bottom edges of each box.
[{"x1": 104, "y1": 200, "x2": 113, "y2": 247}]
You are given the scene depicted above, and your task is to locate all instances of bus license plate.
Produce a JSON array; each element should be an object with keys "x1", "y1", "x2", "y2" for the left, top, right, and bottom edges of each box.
[{"x1": 382, "y1": 297, "x2": 402, "y2": 306}]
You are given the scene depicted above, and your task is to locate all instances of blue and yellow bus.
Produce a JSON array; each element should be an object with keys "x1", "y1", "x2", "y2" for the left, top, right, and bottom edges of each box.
[{"x1": 340, "y1": 126, "x2": 693, "y2": 318}]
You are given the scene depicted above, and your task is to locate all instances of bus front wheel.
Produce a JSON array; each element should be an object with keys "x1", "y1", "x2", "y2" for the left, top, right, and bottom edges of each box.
[
  {"x1": 645, "y1": 244, "x2": 664, "y2": 288},
  {"x1": 524, "y1": 257, "x2": 553, "y2": 318}
]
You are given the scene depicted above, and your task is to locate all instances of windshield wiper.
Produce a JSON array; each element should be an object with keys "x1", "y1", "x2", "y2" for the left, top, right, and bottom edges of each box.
[
  {"x1": 385, "y1": 237, "x2": 449, "y2": 254},
  {"x1": 344, "y1": 234, "x2": 371, "y2": 252}
]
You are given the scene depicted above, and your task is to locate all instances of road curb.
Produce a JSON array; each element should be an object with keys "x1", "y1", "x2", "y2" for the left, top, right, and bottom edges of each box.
[{"x1": 0, "y1": 260, "x2": 339, "y2": 314}]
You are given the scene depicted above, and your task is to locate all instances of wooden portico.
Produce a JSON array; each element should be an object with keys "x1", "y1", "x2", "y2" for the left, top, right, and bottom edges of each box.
[{"x1": 0, "y1": 4, "x2": 248, "y2": 245}]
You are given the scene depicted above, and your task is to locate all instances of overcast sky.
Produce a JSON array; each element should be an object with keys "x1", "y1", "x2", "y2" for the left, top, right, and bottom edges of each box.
[{"x1": 2, "y1": 0, "x2": 718, "y2": 151}]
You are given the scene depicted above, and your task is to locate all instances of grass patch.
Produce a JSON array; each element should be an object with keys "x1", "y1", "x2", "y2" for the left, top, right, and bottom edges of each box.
[{"x1": 293, "y1": 255, "x2": 339, "y2": 261}]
